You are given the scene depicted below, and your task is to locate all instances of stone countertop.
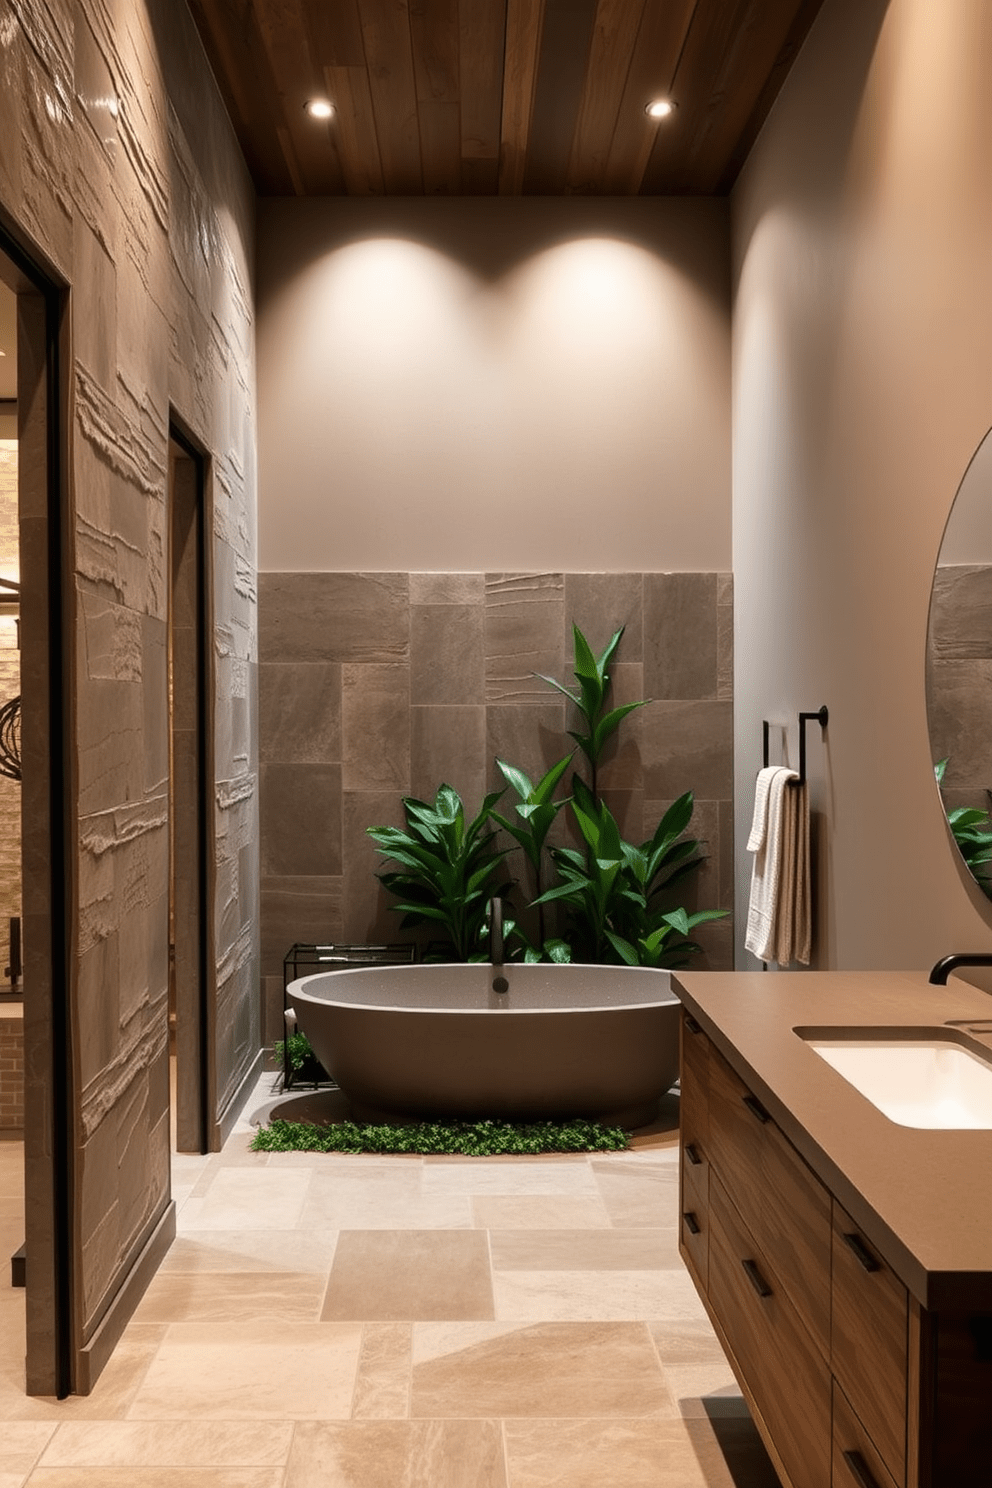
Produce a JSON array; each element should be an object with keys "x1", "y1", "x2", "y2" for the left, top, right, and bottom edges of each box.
[{"x1": 672, "y1": 969, "x2": 992, "y2": 1312}]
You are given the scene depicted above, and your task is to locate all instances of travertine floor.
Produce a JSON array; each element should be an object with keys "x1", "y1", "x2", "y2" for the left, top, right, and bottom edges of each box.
[{"x1": 0, "y1": 1085, "x2": 780, "y2": 1486}]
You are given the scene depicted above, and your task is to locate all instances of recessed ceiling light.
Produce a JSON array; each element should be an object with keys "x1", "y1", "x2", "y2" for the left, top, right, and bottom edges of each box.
[
  {"x1": 305, "y1": 99, "x2": 334, "y2": 120},
  {"x1": 645, "y1": 99, "x2": 675, "y2": 120}
]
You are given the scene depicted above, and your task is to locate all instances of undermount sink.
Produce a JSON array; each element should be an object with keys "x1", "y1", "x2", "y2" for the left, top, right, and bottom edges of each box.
[{"x1": 797, "y1": 1027, "x2": 992, "y2": 1129}]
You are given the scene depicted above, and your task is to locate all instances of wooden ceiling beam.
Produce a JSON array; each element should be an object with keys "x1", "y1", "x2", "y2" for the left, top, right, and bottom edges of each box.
[
  {"x1": 565, "y1": 0, "x2": 648, "y2": 196},
  {"x1": 459, "y1": 0, "x2": 508, "y2": 194},
  {"x1": 411, "y1": 0, "x2": 462, "y2": 193},
  {"x1": 255, "y1": 0, "x2": 345, "y2": 194},
  {"x1": 359, "y1": 0, "x2": 424, "y2": 194},
  {"x1": 602, "y1": 0, "x2": 697, "y2": 195}
]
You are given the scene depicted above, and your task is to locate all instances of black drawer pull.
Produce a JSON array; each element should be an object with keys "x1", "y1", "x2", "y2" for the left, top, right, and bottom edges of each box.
[
  {"x1": 683, "y1": 1210, "x2": 701, "y2": 1235},
  {"x1": 685, "y1": 1014, "x2": 701, "y2": 1034},
  {"x1": 742, "y1": 1093, "x2": 770, "y2": 1124},
  {"x1": 685, "y1": 1143, "x2": 702, "y2": 1166},
  {"x1": 843, "y1": 1231, "x2": 880, "y2": 1273},
  {"x1": 842, "y1": 1449, "x2": 881, "y2": 1488},
  {"x1": 742, "y1": 1258, "x2": 772, "y2": 1297}
]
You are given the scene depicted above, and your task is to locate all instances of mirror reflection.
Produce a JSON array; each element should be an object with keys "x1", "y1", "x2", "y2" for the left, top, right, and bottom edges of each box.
[{"x1": 926, "y1": 429, "x2": 992, "y2": 897}]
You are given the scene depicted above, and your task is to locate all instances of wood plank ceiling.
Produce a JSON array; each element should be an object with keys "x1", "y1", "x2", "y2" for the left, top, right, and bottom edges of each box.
[{"x1": 187, "y1": 0, "x2": 827, "y2": 197}]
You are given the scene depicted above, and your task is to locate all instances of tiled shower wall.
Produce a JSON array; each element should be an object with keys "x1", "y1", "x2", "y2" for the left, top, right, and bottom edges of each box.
[{"x1": 260, "y1": 571, "x2": 734, "y2": 1041}]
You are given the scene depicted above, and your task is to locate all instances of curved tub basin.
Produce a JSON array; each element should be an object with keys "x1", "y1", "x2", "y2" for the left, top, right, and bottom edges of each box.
[{"x1": 288, "y1": 962, "x2": 680, "y2": 1127}]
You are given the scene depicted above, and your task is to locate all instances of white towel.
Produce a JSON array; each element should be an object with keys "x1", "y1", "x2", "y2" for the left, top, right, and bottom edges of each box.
[{"x1": 746, "y1": 766, "x2": 811, "y2": 965}]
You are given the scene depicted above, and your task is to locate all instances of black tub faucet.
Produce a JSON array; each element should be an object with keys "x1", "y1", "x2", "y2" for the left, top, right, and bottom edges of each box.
[
  {"x1": 929, "y1": 952, "x2": 992, "y2": 985},
  {"x1": 488, "y1": 896, "x2": 504, "y2": 968}
]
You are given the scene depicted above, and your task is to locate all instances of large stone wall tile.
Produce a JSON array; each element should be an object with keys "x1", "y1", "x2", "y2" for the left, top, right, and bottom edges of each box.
[
  {"x1": 79, "y1": 590, "x2": 143, "y2": 683},
  {"x1": 593, "y1": 662, "x2": 645, "y2": 793},
  {"x1": 260, "y1": 762, "x2": 343, "y2": 877},
  {"x1": 259, "y1": 662, "x2": 342, "y2": 764},
  {"x1": 643, "y1": 700, "x2": 734, "y2": 802},
  {"x1": 563, "y1": 574, "x2": 644, "y2": 659},
  {"x1": 643, "y1": 573, "x2": 719, "y2": 700},
  {"x1": 261, "y1": 876, "x2": 344, "y2": 978},
  {"x1": 75, "y1": 675, "x2": 144, "y2": 819},
  {"x1": 78, "y1": 1116, "x2": 122, "y2": 1326},
  {"x1": 719, "y1": 798, "x2": 735, "y2": 910},
  {"x1": 77, "y1": 932, "x2": 120, "y2": 1093},
  {"x1": 259, "y1": 573, "x2": 410, "y2": 663},
  {"x1": 485, "y1": 573, "x2": 565, "y2": 703},
  {"x1": 930, "y1": 565, "x2": 992, "y2": 660},
  {"x1": 411, "y1": 705, "x2": 486, "y2": 808},
  {"x1": 485, "y1": 701, "x2": 568, "y2": 797},
  {"x1": 263, "y1": 973, "x2": 285, "y2": 1048},
  {"x1": 410, "y1": 573, "x2": 485, "y2": 605},
  {"x1": 717, "y1": 587, "x2": 734, "y2": 701},
  {"x1": 342, "y1": 663, "x2": 411, "y2": 792},
  {"x1": 72, "y1": 213, "x2": 117, "y2": 394},
  {"x1": 141, "y1": 615, "x2": 169, "y2": 796},
  {"x1": 927, "y1": 659, "x2": 992, "y2": 788},
  {"x1": 411, "y1": 604, "x2": 484, "y2": 705},
  {"x1": 689, "y1": 914, "x2": 734, "y2": 971},
  {"x1": 342, "y1": 789, "x2": 408, "y2": 944}
]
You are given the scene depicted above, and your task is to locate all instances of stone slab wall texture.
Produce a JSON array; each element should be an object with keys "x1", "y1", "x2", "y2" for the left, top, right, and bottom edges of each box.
[
  {"x1": 1, "y1": 0, "x2": 258, "y2": 1380},
  {"x1": 927, "y1": 564, "x2": 992, "y2": 888},
  {"x1": 260, "y1": 571, "x2": 733, "y2": 1040}
]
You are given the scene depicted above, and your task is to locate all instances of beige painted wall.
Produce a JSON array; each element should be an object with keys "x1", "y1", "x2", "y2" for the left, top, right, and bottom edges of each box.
[
  {"x1": 256, "y1": 198, "x2": 730, "y2": 574},
  {"x1": 732, "y1": 0, "x2": 992, "y2": 969}
]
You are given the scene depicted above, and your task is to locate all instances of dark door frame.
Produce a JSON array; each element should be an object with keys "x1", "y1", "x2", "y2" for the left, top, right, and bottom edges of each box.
[
  {"x1": 168, "y1": 416, "x2": 215, "y2": 1153},
  {"x1": 0, "y1": 210, "x2": 74, "y2": 1398}
]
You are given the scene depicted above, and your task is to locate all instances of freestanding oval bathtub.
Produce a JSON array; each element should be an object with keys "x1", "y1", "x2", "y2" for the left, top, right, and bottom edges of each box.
[{"x1": 288, "y1": 962, "x2": 680, "y2": 1128}]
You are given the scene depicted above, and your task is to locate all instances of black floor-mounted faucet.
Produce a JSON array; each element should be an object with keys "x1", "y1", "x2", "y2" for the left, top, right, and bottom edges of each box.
[
  {"x1": 488, "y1": 897, "x2": 508, "y2": 992},
  {"x1": 929, "y1": 952, "x2": 992, "y2": 985}
]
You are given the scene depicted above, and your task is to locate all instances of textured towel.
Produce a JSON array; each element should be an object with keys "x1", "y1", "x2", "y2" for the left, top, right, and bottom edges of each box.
[{"x1": 745, "y1": 767, "x2": 811, "y2": 965}]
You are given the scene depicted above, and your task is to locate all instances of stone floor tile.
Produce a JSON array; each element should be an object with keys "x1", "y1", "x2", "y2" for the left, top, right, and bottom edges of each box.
[
  {"x1": 649, "y1": 1318, "x2": 736, "y2": 1365},
  {"x1": 492, "y1": 1269, "x2": 704, "y2": 1322},
  {"x1": 420, "y1": 1161, "x2": 599, "y2": 1197},
  {"x1": 300, "y1": 1172, "x2": 471, "y2": 1230},
  {"x1": 125, "y1": 1322, "x2": 362, "y2": 1421},
  {"x1": 411, "y1": 1322, "x2": 676, "y2": 1417},
  {"x1": 0, "y1": 1423, "x2": 56, "y2": 1476},
  {"x1": 0, "y1": 1325, "x2": 167, "y2": 1424},
  {"x1": 177, "y1": 1169, "x2": 311, "y2": 1231},
  {"x1": 663, "y1": 1364, "x2": 747, "y2": 1418},
  {"x1": 283, "y1": 1420, "x2": 506, "y2": 1488},
  {"x1": 351, "y1": 1324, "x2": 411, "y2": 1419},
  {"x1": 37, "y1": 1421, "x2": 293, "y2": 1468},
  {"x1": 503, "y1": 1416, "x2": 769, "y2": 1488},
  {"x1": 322, "y1": 1232, "x2": 494, "y2": 1322},
  {"x1": 23, "y1": 1471, "x2": 284, "y2": 1487},
  {"x1": 132, "y1": 1272, "x2": 327, "y2": 1325},
  {"x1": 160, "y1": 1230, "x2": 338, "y2": 1275},
  {"x1": 490, "y1": 1228, "x2": 675, "y2": 1270},
  {"x1": 471, "y1": 1195, "x2": 611, "y2": 1230},
  {"x1": 590, "y1": 1163, "x2": 680, "y2": 1228}
]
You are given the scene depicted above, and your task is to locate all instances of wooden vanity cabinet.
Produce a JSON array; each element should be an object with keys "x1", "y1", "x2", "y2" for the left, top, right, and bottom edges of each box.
[{"x1": 678, "y1": 1007, "x2": 992, "y2": 1488}]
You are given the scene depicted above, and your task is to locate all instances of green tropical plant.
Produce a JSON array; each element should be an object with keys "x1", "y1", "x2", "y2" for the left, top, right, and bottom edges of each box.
[
  {"x1": 537, "y1": 624, "x2": 647, "y2": 799},
  {"x1": 935, "y1": 758, "x2": 992, "y2": 896},
  {"x1": 530, "y1": 775, "x2": 727, "y2": 967},
  {"x1": 367, "y1": 784, "x2": 510, "y2": 961},
  {"x1": 491, "y1": 752, "x2": 573, "y2": 948},
  {"x1": 274, "y1": 1029, "x2": 316, "y2": 1073}
]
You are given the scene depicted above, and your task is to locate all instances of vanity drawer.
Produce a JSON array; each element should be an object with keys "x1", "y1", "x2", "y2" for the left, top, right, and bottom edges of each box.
[
  {"x1": 710, "y1": 1173, "x2": 831, "y2": 1488},
  {"x1": 832, "y1": 1380, "x2": 899, "y2": 1488},
  {"x1": 707, "y1": 1043, "x2": 831, "y2": 1359},
  {"x1": 680, "y1": 1144, "x2": 708, "y2": 1287},
  {"x1": 831, "y1": 1202, "x2": 908, "y2": 1485}
]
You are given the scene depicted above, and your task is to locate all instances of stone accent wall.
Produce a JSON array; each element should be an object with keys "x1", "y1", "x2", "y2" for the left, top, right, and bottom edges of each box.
[
  {"x1": 260, "y1": 571, "x2": 734, "y2": 1041},
  {"x1": 927, "y1": 564, "x2": 992, "y2": 874},
  {"x1": 1, "y1": 0, "x2": 258, "y2": 1387},
  {"x1": 0, "y1": 1010, "x2": 24, "y2": 1136}
]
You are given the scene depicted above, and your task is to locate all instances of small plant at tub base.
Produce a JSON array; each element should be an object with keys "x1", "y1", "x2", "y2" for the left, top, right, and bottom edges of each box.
[
  {"x1": 368, "y1": 784, "x2": 511, "y2": 961},
  {"x1": 251, "y1": 1117, "x2": 628, "y2": 1156},
  {"x1": 273, "y1": 1030, "x2": 316, "y2": 1074}
]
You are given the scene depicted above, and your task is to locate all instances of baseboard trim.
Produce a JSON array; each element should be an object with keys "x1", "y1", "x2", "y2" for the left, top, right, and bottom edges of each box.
[
  {"x1": 214, "y1": 1047, "x2": 264, "y2": 1150},
  {"x1": 76, "y1": 1200, "x2": 176, "y2": 1395}
]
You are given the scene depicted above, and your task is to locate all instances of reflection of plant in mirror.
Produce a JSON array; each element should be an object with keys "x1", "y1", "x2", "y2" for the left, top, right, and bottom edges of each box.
[
  {"x1": 935, "y1": 758, "x2": 992, "y2": 897},
  {"x1": 367, "y1": 784, "x2": 511, "y2": 961}
]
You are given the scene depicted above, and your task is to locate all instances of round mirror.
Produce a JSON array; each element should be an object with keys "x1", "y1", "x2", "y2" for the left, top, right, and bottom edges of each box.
[{"x1": 926, "y1": 429, "x2": 992, "y2": 898}]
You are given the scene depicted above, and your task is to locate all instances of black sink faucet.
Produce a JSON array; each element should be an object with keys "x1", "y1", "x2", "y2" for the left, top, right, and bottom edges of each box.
[{"x1": 929, "y1": 952, "x2": 992, "y2": 985}]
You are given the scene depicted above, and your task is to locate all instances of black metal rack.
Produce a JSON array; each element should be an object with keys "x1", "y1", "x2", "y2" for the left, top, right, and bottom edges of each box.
[
  {"x1": 762, "y1": 705, "x2": 828, "y2": 785},
  {"x1": 281, "y1": 942, "x2": 416, "y2": 1089}
]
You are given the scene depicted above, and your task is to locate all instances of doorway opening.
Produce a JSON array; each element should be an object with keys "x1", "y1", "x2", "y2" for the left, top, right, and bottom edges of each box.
[
  {"x1": 168, "y1": 424, "x2": 213, "y2": 1154},
  {"x1": 0, "y1": 216, "x2": 72, "y2": 1397}
]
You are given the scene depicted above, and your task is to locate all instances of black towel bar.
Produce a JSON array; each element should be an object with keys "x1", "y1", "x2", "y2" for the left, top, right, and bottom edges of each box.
[{"x1": 762, "y1": 705, "x2": 828, "y2": 785}]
